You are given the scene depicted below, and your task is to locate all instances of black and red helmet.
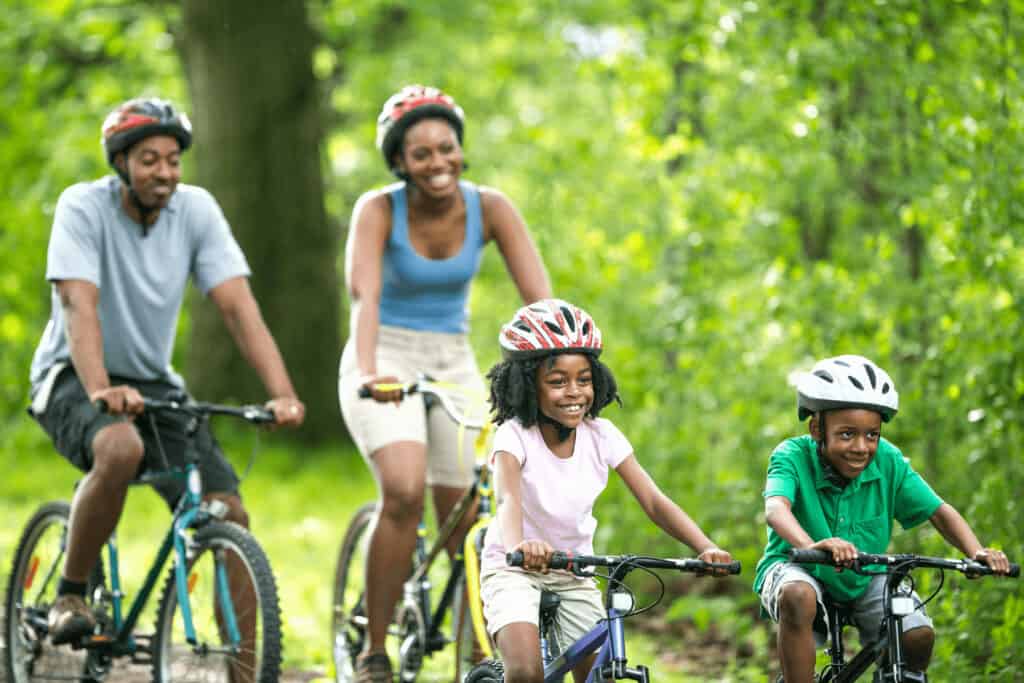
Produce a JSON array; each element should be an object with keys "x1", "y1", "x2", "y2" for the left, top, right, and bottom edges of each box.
[
  {"x1": 499, "y1": 299, "x2": 603, "y2": 359},
  {"x1": 376, "y1": 85, "x2": 464, "y2": 173},
  {"x1": 101, "y1": 98, "x2": 192, "y2": 165}
]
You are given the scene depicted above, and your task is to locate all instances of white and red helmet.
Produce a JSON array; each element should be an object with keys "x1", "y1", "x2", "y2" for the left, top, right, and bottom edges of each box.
[
  {"x1": 796, "y1": 354, "x2": 899, "y2": 422},
  {"x1": 499, "y1": 299, "x2": 603, "y2": 359},
  {"x1": 376, "y1": 85, "x2": 465, "y2": 173}
]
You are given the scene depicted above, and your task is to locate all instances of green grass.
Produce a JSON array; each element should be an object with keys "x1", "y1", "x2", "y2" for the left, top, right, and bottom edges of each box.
[{"x1": 1, "y1": 419, "x2": 774, "y2": 682}]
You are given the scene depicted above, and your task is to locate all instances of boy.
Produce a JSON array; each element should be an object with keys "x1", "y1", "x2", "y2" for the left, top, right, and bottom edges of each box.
[{"x1": 753, "y1": 354, "x2": 1010, "y2": 681}]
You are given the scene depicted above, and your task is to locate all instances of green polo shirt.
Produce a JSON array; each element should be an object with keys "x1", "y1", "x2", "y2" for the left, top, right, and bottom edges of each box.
[{"x1": 753, "y1": 435, "x2": 943, "y2": 602}]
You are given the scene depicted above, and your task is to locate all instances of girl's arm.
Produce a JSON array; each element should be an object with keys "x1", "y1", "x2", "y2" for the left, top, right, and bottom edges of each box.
[
  {"x1": 480, "y1": 187, "x2": 551, "y2": 303},
  {"x1": 616, "y1": 455, "x2": 731, "y2": 565},
  {"x1": 494, "y1": 450, "x2": 553, "y2": 572},
  {"x1": 930, "y1": 502, "x2": 1011, "y2": 573}
]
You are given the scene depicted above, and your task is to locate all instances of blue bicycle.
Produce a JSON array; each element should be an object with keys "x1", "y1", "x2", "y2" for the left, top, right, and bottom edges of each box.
[
  {"x1": 4, "y1": 397, "x2": 282, "y2": 683},
  {"x1": 465, "y1": 550, "x2": 741, "y2": 683}
]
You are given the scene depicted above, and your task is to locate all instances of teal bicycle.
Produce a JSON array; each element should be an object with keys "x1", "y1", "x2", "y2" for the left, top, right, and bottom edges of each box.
[{"x1": 4, "y1": 396, "x2": 282, "y2": 683}]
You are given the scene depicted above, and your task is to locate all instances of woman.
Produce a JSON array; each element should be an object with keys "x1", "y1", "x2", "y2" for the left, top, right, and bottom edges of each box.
[{"x1": 338, "y1": 84, "x2": 551, "y2": 683}]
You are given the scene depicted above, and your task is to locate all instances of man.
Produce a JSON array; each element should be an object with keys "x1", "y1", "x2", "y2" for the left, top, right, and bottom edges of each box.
[{"x1": 28, "y1": 97, "x2": 305, "y2": 644}]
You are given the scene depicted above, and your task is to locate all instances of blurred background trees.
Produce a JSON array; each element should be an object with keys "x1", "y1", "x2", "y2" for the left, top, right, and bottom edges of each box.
[{"x1": 1, "y1": 0, "x2": 1021, "y2": 677}]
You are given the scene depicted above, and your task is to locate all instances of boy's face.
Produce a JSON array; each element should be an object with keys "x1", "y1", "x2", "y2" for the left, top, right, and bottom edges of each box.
[
  {"x1": 810, "y1": 408, "x2": 883, "y2": 480},
  {"x1": 535, "y1": 353, "x2": 594, "y2": 428}
]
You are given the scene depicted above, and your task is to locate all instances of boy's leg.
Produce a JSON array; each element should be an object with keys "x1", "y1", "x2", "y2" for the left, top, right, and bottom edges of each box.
[
  {"x1": 853, "y1": 575, "x2": 934, "y2": 672},
  {"x1": 759, "y1": 563, "x2": 827, "y2": 682}
]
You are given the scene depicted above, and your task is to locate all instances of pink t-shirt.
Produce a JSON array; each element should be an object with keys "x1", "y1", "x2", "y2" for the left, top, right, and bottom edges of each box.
[{"x1": 481, "y1": 417, "x2": 633, "y2": 573}]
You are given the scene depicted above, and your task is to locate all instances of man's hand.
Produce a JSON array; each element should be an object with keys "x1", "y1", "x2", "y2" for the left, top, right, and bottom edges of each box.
[
  {"x1": 89, "y1": 386, "x2": 145, "y2": 416},
  {"x1": 265, "y1": 397, "x2": 305, "y2": 427}
]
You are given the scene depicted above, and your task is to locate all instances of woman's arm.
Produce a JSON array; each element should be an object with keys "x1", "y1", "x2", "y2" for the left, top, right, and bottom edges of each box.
[
  {"x1": 344, "y1": 192, "x2": 400, "y2": 402},
  {"x1": 480, "y1": 188, "x2": 551, "y2": 303},
  {"x1": 616, "y1": 455, "x2": 726, "y2": 561},
  {"x1": 494, "y1": 450, "x2": 553, "y2": 572}
]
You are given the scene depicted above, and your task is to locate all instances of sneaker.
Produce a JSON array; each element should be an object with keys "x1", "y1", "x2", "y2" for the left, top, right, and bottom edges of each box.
[
  {"x1": 48, "y1": 594, "x2": 95, "y2": 645},
  {"x1": 355, "y1": 651, "x2": 393, "y2": 683}
]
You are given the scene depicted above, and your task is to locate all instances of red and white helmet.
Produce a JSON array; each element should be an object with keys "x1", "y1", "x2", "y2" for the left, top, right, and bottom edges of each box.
[
  {"x1": 796, "y1": 354, "x2": 899, "y2": 422},
  {"x1": 101, "y1": 97, "x2": 192, "y2": 165},
  {"x1": 376, "y1": 85, "x2": 465, "y2": 173},
  {"x1": 499, "y1": 299, "x2": 603, "y2": 359}
]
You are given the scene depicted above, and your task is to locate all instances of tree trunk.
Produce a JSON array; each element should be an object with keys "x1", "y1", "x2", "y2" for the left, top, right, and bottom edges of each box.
[{"x1": 179, "y1": 0, "x2": 342, "y2": 444}]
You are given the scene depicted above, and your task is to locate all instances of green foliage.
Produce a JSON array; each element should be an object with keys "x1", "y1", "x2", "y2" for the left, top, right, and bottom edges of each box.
[{"x1": 2, "y1": 0, "x2": 1022, "y2": 677}]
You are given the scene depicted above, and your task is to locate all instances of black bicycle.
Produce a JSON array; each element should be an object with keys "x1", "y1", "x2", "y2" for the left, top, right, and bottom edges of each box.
[
  {"x1": 782, "y1": 548, "x2": 1019, "y2": 682},
  {"x1": 333, "y1": 377, "x2": 495, "y2": 683},
  {"x1": 4, "y1": 396, "x2": 282, "y2": 683}
]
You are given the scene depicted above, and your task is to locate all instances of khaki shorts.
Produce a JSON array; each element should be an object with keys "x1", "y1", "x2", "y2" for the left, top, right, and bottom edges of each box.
[
  {"x1": 759, "y1": 562, "x2": 933, "y2": 648},
  {"x1": 338, "y1": 325, "x2": 486, "y2": 487},
  {"x1": 480, "y1": 568, "x2": 605, "y2": 650}
]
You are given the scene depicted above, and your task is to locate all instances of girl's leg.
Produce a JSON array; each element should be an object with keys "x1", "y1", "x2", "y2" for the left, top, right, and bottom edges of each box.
[
  {"x1": 362, "y1": 441, "x2": 428, "y2": 656},
  {"x1": 570, "y1": 653, "x2": 597, "y2": 683},
  {"x1": 495, "y1": 622, "x2": 544, "y2": 683}
]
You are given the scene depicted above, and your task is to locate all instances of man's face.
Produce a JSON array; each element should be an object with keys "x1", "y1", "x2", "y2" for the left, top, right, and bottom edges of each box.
[
  {"x1": 811, "y1": 408, "x2": 883, "y2": 480},
  {"x1": 121, "y1": 134, "x2": 181, "y2": 208}
]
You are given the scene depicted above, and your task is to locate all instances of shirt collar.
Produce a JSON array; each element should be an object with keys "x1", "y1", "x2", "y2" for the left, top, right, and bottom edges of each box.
[{"x1": 812, "y1": 444, "x2": 881, "y2": 492}]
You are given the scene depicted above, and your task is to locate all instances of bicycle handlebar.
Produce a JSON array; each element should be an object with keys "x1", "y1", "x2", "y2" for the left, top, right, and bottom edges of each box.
[
  {"x1": 789, "y1": 548, "x2": 1020, "y2": 578},
  {"x1": 507, "y1": 550, "x2": 741, "y2": 576},
  {"x1": 358, "y1": 376, "x2": 485, "y2": 430},
  {"x1": 95, "y1": 397, "x2": 275, "y2": 424}
]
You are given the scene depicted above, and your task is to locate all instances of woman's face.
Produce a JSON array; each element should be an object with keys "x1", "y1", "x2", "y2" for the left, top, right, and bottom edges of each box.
[
  {"x1": 396, "y1": 118, "x2": 463, "y2": 198},
  {"x1": 535, "y1": 353, "x2": 594, "y2": 429}
]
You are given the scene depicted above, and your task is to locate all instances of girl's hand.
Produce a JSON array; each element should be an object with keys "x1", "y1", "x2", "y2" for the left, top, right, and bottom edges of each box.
[
  {"x1": 513, "y1": 539, "x2": 554, "y2": 574},
  {"x1": 697, "y1": 547, "x2": 734, "y2": 577},
  {"x1": 810, "y1": 537, "x2": 858, "y2": 570}
]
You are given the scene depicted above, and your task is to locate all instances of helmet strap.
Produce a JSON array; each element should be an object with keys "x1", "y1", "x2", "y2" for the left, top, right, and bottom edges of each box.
[
  {"x1": 114, "y1": 156, "x2": 157, "y2": 235},
  {"x1": 538, "y1": 411, "x2": 575, "y2": 443}
]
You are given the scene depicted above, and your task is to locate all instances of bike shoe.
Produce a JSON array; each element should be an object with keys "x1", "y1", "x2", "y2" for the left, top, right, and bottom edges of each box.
[
  {"x1": 356, "y1": 651, "x2": 393, "y2": 683},
  {"x1": 48, "y1": 594, "x2": 95, "y2": 645}
]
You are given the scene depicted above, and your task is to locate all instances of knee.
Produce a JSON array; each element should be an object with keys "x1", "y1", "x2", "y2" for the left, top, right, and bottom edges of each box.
[
  {"x1": 206, "y1": 493, "x2": 248, "y2": 528},
  {"x1": 777, "y1": 582, "x2": 818, "y2": 628},
  {"x1": 378, "y1": 484, "x2": 424, "y2": 526},
  {"x1": 90, "y1": 424, "x2": 144, "y2": 483},
  {"x1": 502, "y1": 658, "x2": 543, "y2": 683},
  {"x1": 902, "y1": 626, "x2": 934, "y2": 668}
]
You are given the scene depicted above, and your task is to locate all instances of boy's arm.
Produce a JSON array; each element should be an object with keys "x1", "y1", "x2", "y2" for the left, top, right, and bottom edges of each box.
[
  {"x1": 494, "y1": 451, "x2": 552, "y2": 573},
  {"x1": 616, "y1": 456, "x2": 732, "y2": 566},
  {"x1": 765, "y1": 496, "x2": 858, "y2": 566},
  {"x1": 929, "y1": 503, "x2": 1011, "y2": 573}
]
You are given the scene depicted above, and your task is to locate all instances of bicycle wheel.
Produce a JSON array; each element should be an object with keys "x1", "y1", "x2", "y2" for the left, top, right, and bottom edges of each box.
[
  {"x1": 453, "y1": 522, "x2": 492, "y2": 682},
  {"x1": 464, "y1": 659, "x2": 504, "y2": 683},
  {"x1": 151, "y1": 520, "x2": 281, "y2": 683},
  {"x1": 4, "y1": 501, "x2": 107, "y2": 683},
  {"x1": 332, "y1": 502, "x2": 382, "y2": 683}
]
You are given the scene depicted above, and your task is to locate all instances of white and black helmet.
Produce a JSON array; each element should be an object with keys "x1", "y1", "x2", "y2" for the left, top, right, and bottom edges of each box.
[{"x1": 796, "y1": 354, "x2": 899, "y2": 422}]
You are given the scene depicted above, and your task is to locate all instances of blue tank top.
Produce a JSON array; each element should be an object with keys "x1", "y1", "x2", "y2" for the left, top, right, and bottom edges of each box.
[{"x1": 378, "y1": 181, "x2": 485, "y2": 333}]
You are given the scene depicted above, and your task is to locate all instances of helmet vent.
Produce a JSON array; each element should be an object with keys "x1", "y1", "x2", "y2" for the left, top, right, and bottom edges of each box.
[
  {"x1": 881, "y1": 383, "x2": 890, "y2": 394},
  {"x1": 863, "y1": 363, "x2": 877, "y2": 388},
  {"x1": 848, "y1": 376, "x2": 864, "y2": 390},
  {"x1": 813, "y1": 370, "x2": 834, "y2": 383},
  {"x1": 513, "y1": 321, "x2": 531, "y2": 332},
  {"x1": 560, "y1": 307, "x2": 576, "y2": 332},
  {"x1": 835, "y1": 359, "x2": 851, "y2": 367},
  {"x1": 581, "y1": 321, "x2": 590, "y2": 335},
  {"x1": 544, "y1": 321, "x2": 562, "y2": 335}
]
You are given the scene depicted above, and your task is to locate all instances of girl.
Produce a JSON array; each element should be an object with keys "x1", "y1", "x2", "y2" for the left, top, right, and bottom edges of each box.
[{"x1": 480, "y1": 299, "x2": 733, "y2": 683}]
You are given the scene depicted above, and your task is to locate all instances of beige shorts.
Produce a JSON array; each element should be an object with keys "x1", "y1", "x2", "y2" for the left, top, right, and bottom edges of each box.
[
  {"x1": 338, "y1": 325, "x2": 486, "y2": 487},
  {"x1": 480, "y1": 568, "x2": 605, "y2": 649}
]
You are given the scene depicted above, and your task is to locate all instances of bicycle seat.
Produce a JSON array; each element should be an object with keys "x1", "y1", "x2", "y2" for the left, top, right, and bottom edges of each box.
[{"x1": 539, "y1": 590, "x2": 561, "y2": 620}]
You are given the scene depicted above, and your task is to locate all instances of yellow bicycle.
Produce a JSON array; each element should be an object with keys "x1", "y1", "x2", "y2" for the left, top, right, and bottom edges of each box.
[{"x1": 332, "y1": 376, "x2": 495, "y2": 683}]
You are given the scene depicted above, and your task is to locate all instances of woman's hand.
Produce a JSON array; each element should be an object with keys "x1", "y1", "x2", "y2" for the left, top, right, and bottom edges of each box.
[
  {"x1": 512, "y1": 539, "x2": 554, "y2": 574},
  {"x1": 359, "y1": 374, "x2": 404, "y2": 404}
]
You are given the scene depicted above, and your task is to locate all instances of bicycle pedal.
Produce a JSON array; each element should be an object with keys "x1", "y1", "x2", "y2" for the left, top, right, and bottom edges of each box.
[{"x1": 80, "y1": 634, "x2": 115, "y2": 649}]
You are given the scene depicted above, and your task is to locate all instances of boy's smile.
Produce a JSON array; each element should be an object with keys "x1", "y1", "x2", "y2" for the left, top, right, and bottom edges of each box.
[{"x1": 811, "y1": 408, "x2": 883, "y2": 480}]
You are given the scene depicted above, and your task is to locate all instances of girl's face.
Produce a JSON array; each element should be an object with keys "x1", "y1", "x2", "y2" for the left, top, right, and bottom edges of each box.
[
  {"x1": 810, "y1": 408, "x2": 883, "y2": 480},
  {"x1": 535, "y1": 353, "x2": 594, "y2": 428},
  {"x1": 396, "y1": 118, "x2": 463, "y2": 198}
]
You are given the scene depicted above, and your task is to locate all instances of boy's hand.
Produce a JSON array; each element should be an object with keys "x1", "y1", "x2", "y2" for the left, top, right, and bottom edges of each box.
[
  {"x1": 972, "y1": 548, "x2": 1011, "y2": 576},
  {"x1": 513, "y1": 539, "x2": 554, "y2": 574},
  {"x1": 697, "y1": 547, "x2": 734, "y2": 577},
  {"x1": 809, "y1": 537, "x2": 858, "y2": 571}
]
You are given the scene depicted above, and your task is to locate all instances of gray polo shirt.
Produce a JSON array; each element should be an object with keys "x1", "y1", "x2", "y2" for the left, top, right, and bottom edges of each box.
[{"x1": 30, "y1": 175, "x2": 250, "y2": 391}]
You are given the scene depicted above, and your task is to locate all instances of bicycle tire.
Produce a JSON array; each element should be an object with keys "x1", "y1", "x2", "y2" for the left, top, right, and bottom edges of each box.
[
  {"x1": 151, "y1": 520, "x2": 281, "y2": 683},
  {"x1": 464, "y1": 659, "x2": 504, "y2": 683},
  {"x1": 333, "y1": 502, "x2": 396, "y2": 683},
  {"x1": 453, "y1": 522, "x2": 492, "y2": 682},
  {"x1": 4, "y1": 501, "x2": 108, "y2": 683}
]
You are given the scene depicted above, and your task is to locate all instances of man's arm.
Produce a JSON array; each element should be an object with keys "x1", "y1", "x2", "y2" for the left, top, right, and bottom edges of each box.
[
  {"x1": 208, "y1": 276, "x2": 304, "y2": 426},
  {"x1": 56, "y1": 279, "x2": 143, "y2": 414}
]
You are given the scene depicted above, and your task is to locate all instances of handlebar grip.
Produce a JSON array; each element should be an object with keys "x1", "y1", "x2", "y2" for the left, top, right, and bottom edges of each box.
[
  {"x1": 789, "y1": 548, "x2": 833, "y2": 565},
  {"x1": 719, "y1": 560, "x2": 742, "y2": 575},
  {"x1": 505, "y1": 550, "x2": 571, "y2": 569},
  {"x1": 358, "y1": 386, "x2": 372, "y2": 399},
  {"x1": 1010, "y1": 563, "x2": 1020, "y2": 578},
  {"x1": 93, "y1": 399, "x2": 109, "y2": 414},
  {"x1": 506, "y1": 550, "x2": 524, "y2": 567}
]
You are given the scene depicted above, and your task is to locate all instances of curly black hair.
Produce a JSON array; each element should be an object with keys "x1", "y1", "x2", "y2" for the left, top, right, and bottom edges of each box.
[{"x1": 486, "y1": 353, "x2": 621, "y2": 427}]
